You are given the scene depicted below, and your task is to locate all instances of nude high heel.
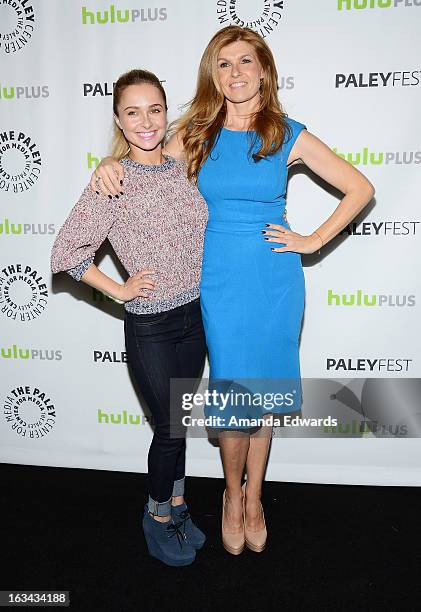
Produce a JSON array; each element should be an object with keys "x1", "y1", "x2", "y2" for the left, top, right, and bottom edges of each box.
[
  {"x1": 242, "y1": 482, "x2": 267, "y2": 553},
  {"x1": 222, "y1": 490, "x2": 245, "y2": 555}
]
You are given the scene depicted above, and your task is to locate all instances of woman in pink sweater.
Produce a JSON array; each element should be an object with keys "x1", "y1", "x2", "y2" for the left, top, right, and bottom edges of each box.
[{"x1": 51, "y1": 69, "x2": 208, "y2": 567}]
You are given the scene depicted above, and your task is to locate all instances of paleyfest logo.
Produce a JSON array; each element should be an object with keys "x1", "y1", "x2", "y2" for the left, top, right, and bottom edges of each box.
[
  {"x1": 340, "y1": 220, "x2": 420, "y2": 236},
  {"x1": 0, "y1": 263, "x2": 48, "y2": 322},
  {"x1": 335, "y1": 70, "x2": 421, "y2": 88},
  {"x1": 216, "y1": 0, "x2": 285, "y2": 37},
  {"x1": 0, "y1": 0, "x2": 35, "y2": 54},
  {"x1": 3, "y1": 386, "x2": 56, "y2": 439},
  {"x1": 0, "y1": 130, "x2": 42, "y2": 193}
]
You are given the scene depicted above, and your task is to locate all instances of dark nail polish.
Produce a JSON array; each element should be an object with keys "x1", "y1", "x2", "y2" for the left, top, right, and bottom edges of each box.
[
  {"x1": 95, "y1": 191, "x2": 99, "y2": 195},
  {"x1": 261, "y1": 230, "x2": 266, "y2": 234},
  {"x1": 265, "y1": 224, "x2": 270, "y2": 227},
  {"x1": 108, "y1": 195, "x2": 112, "y2": 199},
  {"x1": 120, "y1": 180, "x2": 123, "y2": 186},
  {"x1": 120, "y1": 192, "x2": 124, "y2": 195},
  {"x1": 115, "y1": 195, "x2": 119, "y2": 199},
  {"x1": 264, "y1": 237, "x2": 269, "y2": 241}
]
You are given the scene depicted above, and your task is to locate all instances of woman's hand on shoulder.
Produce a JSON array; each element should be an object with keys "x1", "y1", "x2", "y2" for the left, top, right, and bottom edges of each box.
[{"x1": 90, "y1": 157, "x2": 125, "y2": 197}]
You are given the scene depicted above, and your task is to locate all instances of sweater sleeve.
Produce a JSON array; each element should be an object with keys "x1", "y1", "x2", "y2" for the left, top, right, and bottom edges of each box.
[{"x1": 51, "y1": 186, "x2": 118, "y2": 277}]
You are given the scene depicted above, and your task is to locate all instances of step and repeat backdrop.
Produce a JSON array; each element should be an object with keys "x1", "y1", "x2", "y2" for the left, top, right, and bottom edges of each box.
[{"x1": 1, "y1": 1, "x2": 420, "y2": 486}]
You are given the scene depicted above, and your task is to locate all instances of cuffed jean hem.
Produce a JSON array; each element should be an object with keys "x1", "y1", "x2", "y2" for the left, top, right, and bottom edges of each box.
[
  {"x1": 148, "y1": 495, "x2": 172, "y2": 517},
  {"x1": 172, "y1": 477, "x2": 185, "y2": 497}
]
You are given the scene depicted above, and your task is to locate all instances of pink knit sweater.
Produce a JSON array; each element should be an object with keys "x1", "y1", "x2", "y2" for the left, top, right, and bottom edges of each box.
[{"x1": 51, "y1": 156, "x2": 208, "y2": 313}]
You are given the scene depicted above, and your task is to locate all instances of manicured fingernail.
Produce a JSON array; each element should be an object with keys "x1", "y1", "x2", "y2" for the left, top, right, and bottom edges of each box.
[
  {"x1": 120, "y1": 180, "x2": 123, "y2": 186},
  {"x1": 265, "y1": 224, "x2": 270, "y2": 227},
  {"x1": 264, "y1": 237, "x2": 269, "y2": 241},
  {"x1": 261, "y1": 231, "x2": 266, "y2": 234},
  {"x1": 115, "y1": 195, "x2": 119, "y2": 199},
  {"x1": 108, "y1": 195, "x2": 112, "y2": 199},
  {"x1": 271, "y1": 248, "x2": 276, "y2": 251},
  {"x1": 120, "y1": 192, "x2": 124, "y2": 195},
  {"x1": 95, "y1": 191, "x2": 100, "y2": 195}
]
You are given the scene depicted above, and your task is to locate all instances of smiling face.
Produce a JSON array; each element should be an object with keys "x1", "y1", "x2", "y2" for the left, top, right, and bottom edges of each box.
[
  {"x1": 216, "y1": 40, "x2": 264, "y2": 105},
  {"x1": 114, "y1": 83, "x2": 167, "y2": 155}
]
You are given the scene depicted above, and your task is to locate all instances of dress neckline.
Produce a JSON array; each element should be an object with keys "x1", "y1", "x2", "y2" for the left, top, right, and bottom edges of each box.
[
  {"x1": 121, "y1": 154, "x2": 176, "y2": 172},
  {"x1": 221, "y1": 127, "x2": 255, "y2": 134}
]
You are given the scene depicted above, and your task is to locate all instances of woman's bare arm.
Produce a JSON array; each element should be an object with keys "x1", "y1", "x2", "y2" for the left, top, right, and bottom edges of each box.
[
  {"x1": 294, "y1": 130, "x2": 375, "y2": 246},
  {"x1": 79, "y1": 264, "x2": 156, "y2": 302},
  {"x1": 265, "y1": 130, "x2": 375, "y2": 254},
  {"x1": 163, "y1": 130, "x2": 186, "y2": 160}
]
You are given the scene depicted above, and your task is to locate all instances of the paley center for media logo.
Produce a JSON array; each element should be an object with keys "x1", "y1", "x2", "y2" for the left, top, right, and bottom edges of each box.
[
  {"x1": 216, "y1": 0, "x2": 284, "y2": 37},
  {"x1": 0, "y1": 263, "x2": 48, "y2": 322},
  {"x1": 3, "y1": 385, "x2": 56, "y2": 439},
  {"x1": 0, "y1": 0, "x2": 35, "y2": 54},
  {"x1": 0, "y1": 130, "x2": 42, "y2": 193}
]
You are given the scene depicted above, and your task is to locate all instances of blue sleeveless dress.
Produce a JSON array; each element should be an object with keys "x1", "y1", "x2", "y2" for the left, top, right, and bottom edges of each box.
[{"x1": 197, "y1": 117, "x2": 307, "y2": 425}]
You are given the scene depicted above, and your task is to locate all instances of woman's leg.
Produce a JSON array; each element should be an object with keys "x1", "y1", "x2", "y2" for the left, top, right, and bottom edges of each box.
[
  {"x1": 219, "y1": 431, "x2": 249, "y2": 532},
  {"x1": 244, "y1": 425, "x2": 272, "y2": 529},
  {"x1": 173, "y1": 298, "x2": 207, "y2": 506},
  {"x1": 124, "y1": 308, "x2": 186, "y2": 522}
]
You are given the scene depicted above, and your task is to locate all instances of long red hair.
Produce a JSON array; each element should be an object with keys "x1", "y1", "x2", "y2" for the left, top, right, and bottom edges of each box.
[{"x1": 172, "y1": 25, "x2": 291, "y2": 182}]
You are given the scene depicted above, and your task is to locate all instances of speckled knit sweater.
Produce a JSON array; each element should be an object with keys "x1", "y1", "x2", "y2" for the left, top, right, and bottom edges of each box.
[{"x1": 51, "y1": 156, "x2": 208, "y2": 314}]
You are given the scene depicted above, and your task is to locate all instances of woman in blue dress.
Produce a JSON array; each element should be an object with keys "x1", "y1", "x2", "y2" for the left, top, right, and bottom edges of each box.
[{"x1": 91, "y1": 26, "x2": 374, "y2": 555}]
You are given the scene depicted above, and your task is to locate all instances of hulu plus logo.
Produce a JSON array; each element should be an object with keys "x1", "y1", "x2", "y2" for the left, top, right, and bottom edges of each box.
[
  {"x1": 97, "y1": 409, "x2": 154, "y2": 426},
  {"x1": 337, "y1": 0, "x2": 421, "y2": 10},
  {"x1": 81, "y1": 5, "x2": 167, "y2": 25},
  {"x1": 0, "y1": 344, "x2": 62, "y2": 361},
  {"x1": 327, "y1": 289, "x2": 416, "y2": 307},
  {"x1": 0, "y1": 218, "x2": 55, "y2": 236},
  {"x1": 0, "y1": 85, "x2": 49, "y2": 101},
  {"x1": 332, "y1": 147, "x2": 421, "y2": 166}
]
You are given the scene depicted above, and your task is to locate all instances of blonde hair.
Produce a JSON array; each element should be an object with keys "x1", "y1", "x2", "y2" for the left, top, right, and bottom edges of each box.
[
  {"x1": 111, "y1": 69, "x2": 167, "y2": 160},
  {"x1": 171, "y1": 26, "x2": 291, "y2": 182}
]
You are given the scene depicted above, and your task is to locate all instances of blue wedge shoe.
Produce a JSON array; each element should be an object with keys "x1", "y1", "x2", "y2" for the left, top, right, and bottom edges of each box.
[
  {"x1": 142, "y1": 505, "x2": 196, "y2": 567},
  {"x1": 171, "y1": 503, "x2": 206, "y2": 550}
]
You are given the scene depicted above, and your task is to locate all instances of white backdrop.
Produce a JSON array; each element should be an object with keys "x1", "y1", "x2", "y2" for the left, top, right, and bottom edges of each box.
[{"x1": 1, "y1": 0, "x2": 420, "y2": 486}]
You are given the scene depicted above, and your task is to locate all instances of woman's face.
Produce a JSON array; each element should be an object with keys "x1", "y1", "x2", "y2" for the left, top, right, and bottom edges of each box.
[
  {"x1": 216, "y1": 40, "x2": 264, "y2": 105},
  {"x1": 114, "y1": 83, "x2": 167, "y2": 152}
]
